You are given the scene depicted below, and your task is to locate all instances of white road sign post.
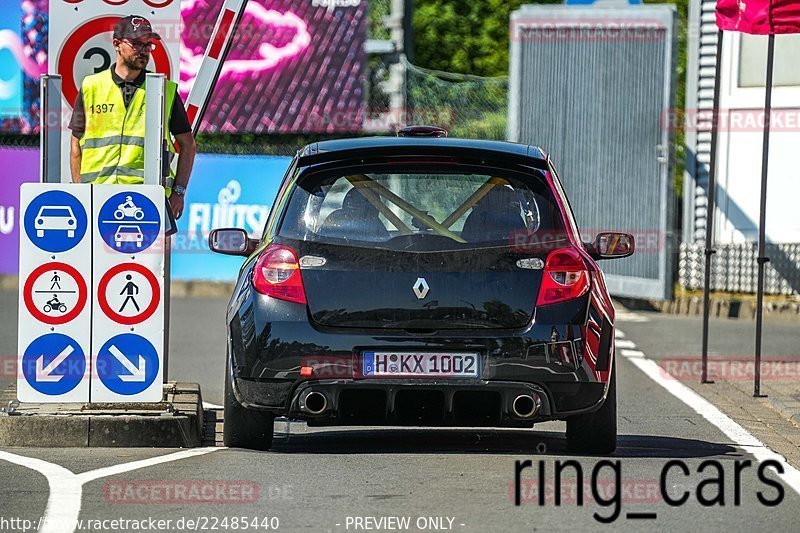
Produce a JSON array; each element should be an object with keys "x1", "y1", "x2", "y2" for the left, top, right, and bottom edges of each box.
[
  {"x1": 17, "y1": 184, "x2": 92, "y2": 403},
  {"x1": 91, "y1": 185, "x2": 166, "y2": 402}
]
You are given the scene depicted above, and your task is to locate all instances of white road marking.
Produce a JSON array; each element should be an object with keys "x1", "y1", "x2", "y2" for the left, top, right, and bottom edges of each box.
[
  {"x1": 0, "y1": 447, "x2": 220, "y2": 533},
  {"x1": 202, "y1": 401, "x2": 223, "y2": 409},
  {"x1": 615, "y1": 339, "x2": 636, "y2": 349},
  {"x1": 76, "y1": 447, "x2": 220, "y2": 484},
  {"x1": 615, "y1": 328, "x2": 626, "y2": 339},
  {"x1": 621, "y1": 345, "x2": 800, "y2": 497},
  {"x1": 620, "y1": 349, "x2": 645, "y2": 358},
  {"x1": 616, "y1": 310, "x2": 650, "y2": 322},
  {"x1": 0, "y1": 451, "x2": 81, "y2": 533}
]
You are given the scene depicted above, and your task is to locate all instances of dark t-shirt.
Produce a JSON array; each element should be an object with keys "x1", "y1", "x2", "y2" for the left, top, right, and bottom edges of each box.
[{"x1": 69, "y1": 68, "x2": 192, "y2": 138}]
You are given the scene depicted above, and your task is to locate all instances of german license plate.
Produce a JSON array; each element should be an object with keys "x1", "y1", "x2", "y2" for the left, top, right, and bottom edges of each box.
[{"x1": 362, "y1": 352, "x2": 479, "y2": 378}]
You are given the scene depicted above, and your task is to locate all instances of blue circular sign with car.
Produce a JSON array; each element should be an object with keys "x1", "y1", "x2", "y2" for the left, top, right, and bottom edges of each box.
[
  {"x1": 23, "y1": 190, "x2": 88, "y2": 253},
  {"x1": 97, "y1": 192, "x2": 161, "y2": 253}
]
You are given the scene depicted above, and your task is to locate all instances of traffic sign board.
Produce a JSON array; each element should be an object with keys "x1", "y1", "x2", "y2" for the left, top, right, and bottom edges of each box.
[
  {"x1": 18, "y1": 184, "x2": 92, "y2": 403},
  {"x1": 21, "y1": 333, "x2": 87, "y2": 397},
  {"x1": 97, "y1": 263, "x2": 161, "y2": 325},
  {"x1": 23, "y1": 189, "x2": 88, "y2": 253},
  {"x1": 23, "y1": 262, "x2": 88, "y2": 325},
  {"x1": 96, "y1": 334, "x2": 160, "y2": 397},
  {"x1": 55, "y1": 16, "x2": 173, "y2": 112},
  {"x1": 97, "y1": 191, "x2": 162, "y2": 253},
  {"x1": 92, "y1": 185, "x2": 165, "y2": 403}
]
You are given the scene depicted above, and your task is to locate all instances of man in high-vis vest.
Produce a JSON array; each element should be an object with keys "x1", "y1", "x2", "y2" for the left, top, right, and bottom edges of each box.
[{"x1": 69, "y1": 15, "x2": 196, "y2": 221}]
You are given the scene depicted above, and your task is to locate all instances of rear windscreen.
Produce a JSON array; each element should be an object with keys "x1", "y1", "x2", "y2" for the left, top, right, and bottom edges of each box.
[{"x1": 278, "y1": 167, "x2": 566, "y2": 251}]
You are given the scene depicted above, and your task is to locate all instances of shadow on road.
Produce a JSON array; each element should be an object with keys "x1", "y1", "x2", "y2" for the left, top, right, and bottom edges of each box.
[{"x1": 245, "y1": 427, "x2": 739, "y2": 458}]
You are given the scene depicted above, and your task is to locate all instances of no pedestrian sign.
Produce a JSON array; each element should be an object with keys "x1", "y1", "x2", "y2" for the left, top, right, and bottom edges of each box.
[{"x1": 98, "y1": 263, "x2": 161, "y2": 325}]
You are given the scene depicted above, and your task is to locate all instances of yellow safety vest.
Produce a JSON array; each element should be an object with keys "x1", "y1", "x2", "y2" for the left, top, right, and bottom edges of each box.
[{"x1": 79, "y1": 69, "x2": 177, "y2": 192}]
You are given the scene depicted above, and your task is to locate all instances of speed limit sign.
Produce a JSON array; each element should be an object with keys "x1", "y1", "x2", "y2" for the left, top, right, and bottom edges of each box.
[{"x1": 55, "y1": 16, "x2": 173, "y2": 109}]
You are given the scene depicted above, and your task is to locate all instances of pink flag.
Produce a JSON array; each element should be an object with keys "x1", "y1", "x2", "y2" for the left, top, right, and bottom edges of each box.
[{"x1": 716, "y1": 0, "x2": 800, "y2": 34}]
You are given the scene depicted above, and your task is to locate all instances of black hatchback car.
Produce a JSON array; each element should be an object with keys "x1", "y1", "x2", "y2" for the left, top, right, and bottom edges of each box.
[{"x1": 210, "y1": 128, "x2": 633, "y2": 454}]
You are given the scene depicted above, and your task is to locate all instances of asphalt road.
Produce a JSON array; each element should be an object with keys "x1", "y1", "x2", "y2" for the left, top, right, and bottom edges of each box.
[{"x1": 2, "y1": 292, "x2": 800, "y2": 532}]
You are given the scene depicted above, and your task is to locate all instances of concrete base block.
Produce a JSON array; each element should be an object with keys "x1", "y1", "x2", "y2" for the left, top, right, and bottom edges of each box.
[{"x1": 0, "y1": 382, "x2": 203, "y2": 447}]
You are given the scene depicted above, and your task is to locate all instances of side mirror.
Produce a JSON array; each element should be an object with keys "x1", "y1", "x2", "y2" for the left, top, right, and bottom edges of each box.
[
  {"x1": 587, "y1": 232, "x2": 635, "y2": 260},
  {"x1": 208, "y1": 228, "x2": 259, "y2": 257}
]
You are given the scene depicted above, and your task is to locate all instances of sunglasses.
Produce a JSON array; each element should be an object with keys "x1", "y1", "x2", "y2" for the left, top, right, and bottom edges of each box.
[{"x1": 123, "y1": 40, "x2": 157, "y2": 52}]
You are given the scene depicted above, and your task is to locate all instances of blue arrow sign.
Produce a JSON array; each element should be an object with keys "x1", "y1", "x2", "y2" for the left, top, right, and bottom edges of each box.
[
  {"x1": 22, "y1": 333, "x2": 86, "y2": 395},
  {"x1": 97, "y1": 191, "x2": 161, "y2": 253},
  {"x1": 96, "y1": 334, "x2": 159, "y2": 395},
  {"x1": 24, "y1": 190, "x2": 88, "y2": 253}
]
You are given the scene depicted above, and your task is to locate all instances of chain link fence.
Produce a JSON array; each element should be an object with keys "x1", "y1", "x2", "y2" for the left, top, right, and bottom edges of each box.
[
  {"x1": 680, "y1": 243, "x2": 800, "y2": 296},
  {"x1": 404, "y1": 59, "x2": 508, "y2": 140}
]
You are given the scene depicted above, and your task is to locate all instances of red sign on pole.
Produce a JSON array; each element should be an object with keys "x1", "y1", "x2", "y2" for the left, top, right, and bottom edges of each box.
[{"x1": 716, "y1": 0, "x2": 800, "y2": 34}]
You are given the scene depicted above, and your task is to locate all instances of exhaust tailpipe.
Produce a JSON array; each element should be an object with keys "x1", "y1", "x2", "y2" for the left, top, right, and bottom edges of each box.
[
  {"x1": 303, "y1": 391, "x2": 328, "y2": 415},
  {"x1": 512, "y1": 394, "x2": 540, "y2": 418}
]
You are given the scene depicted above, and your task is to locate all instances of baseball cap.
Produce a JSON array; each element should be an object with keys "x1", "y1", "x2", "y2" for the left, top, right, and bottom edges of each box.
[{"x1": 113, "y1": 15, "x2": 162, "y2": 41}]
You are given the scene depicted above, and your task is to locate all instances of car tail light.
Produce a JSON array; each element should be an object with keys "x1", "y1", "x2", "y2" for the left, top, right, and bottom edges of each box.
[
  {"x1": 536, "y1": 247, "x2": 590, "y2": 306},
  {"x1": 252, "y1": 244, "x2": 307, "y2": 304}
]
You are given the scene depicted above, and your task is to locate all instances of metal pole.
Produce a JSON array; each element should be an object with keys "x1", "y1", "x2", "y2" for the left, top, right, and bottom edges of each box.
[
  {"x1": 754, "y1": 34, "x2": 775, "y2": 398},
  {"x1": 40, "y1": 75, "x2": 63, "y2": 183},
  {"x1": 387, "y1": 0, "x2": 407, "y2": 129},
  {"x1": 144, "y1": 74, "x2": 165, "y2": 186},
  {"x1": 143, "y1": 73, "x2": 170, "y2": 383},
  {"x1": 700, "y1": 30, "x2": 723, "y2": 384}
]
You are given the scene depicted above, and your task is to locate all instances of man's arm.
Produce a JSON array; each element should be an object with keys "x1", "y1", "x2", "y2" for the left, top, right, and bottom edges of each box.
[
  {"x1": 69, "y1": 89, "x2": 85, "y2": 183},
  {"x1": 173, "y1": 132, "x2": 196, "y2": 190},
  {"x1": 70, "y1": 136, "x2": 83, "y2": 183},
  {"x1": 166, "y1": 94, "x2": 196, "y2": 220},
  {"x1": 168, "y1": 132, "x2": 196, "y2": 220}
]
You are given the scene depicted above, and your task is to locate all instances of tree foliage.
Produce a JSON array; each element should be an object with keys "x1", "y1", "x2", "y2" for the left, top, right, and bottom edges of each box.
[{"x1": 412, "y1": 0, "x2": 560, "y2": 77}]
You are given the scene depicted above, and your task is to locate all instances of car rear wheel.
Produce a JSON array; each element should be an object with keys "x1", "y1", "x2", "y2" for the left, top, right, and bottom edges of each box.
[
  {"x1": 566, "y1": 363, "x2": 617, "y2": 455},
  {"x1": 223, "y1": 358, "x2": 275, "y2": 451}
]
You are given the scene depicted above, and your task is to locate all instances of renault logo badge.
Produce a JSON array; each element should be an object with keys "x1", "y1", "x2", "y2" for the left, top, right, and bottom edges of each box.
[{"x1": 413, "y1": 277, "x2": 429, "y2": 299}]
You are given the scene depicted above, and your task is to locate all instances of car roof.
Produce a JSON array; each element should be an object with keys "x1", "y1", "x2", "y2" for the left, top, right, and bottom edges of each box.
[{"x1": 296, "y1": 137, "x2": 549, "y2": 168}]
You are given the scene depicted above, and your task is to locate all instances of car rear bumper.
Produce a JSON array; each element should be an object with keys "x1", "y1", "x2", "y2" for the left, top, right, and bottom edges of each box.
[
  {"x1": 228, "y1": 289, "x2": 613, "y2": 423},
  {"x1": 233, "y1": 374, "x2": 608, "y2": 425},
  {"x1": 231, "y1": 342, "x2": 611, "y2": 424}
]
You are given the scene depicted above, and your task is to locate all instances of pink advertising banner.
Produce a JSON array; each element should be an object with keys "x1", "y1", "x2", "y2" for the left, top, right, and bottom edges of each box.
[{"x1": 716, "y1": 0, "x2": 800, "y2": 34}]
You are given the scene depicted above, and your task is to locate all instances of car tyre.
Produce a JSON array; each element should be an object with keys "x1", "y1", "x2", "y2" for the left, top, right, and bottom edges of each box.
[
  {"x1": 223, "y1": 358, "x2": 275, "y2": 451},
  {"x1": 566, "y1": 362, "x2": 617, "y2": 455}
]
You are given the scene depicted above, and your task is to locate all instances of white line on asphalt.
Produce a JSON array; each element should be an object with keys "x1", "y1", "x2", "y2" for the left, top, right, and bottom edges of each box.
[
  {"x1": 76, "y1": 447, "x2": 220, "y2": 484},
  {"x1": 615, "y1": 311, "x2": 650, "y2": 322},
  {"x1": 0, "y1": 447, "x2": 221, "y2": 533},
  {"x1": 622, "y1": 351, "x2": 800, "y2": 497},
  {"x1": 615, "y1": 329, "x2": 626, "y2": 339},
  {"x1": 615, "y1": 339, "x2": 636, "y2": 349},
  {"x1": 620, "y1": 349, "x2": 645, "y2": 358},
  {"x1": 202, "y1": 401, "x2": 223, "y2": 409},
  {"x1": 0, "y1": 451, "x2": 81, "y2": 533}
]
